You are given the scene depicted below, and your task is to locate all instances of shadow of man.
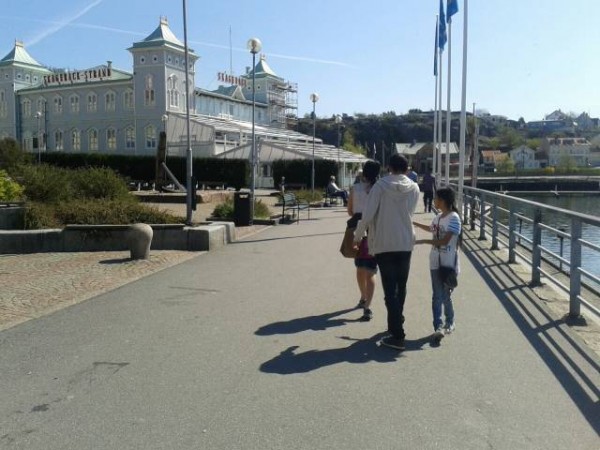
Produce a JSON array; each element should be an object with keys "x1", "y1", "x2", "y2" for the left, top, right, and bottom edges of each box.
[{"x1": 255, "y1": 308, "x2": 356, "y2": 336}]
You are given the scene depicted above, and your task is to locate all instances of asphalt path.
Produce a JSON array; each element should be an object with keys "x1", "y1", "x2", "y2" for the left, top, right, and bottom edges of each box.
[{"x1": 1, "y1": 206, "x2": 599, "y2": 449}]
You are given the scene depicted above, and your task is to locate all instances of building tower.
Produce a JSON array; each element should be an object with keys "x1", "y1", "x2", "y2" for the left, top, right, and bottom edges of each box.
[{"x1": 128, "y1": 17, "x2": 199, "y2": 154}]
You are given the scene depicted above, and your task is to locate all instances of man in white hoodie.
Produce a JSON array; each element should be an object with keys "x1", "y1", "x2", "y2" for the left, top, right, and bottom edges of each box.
[{"x1": 353, "y1": 154, "x2": 420, "y2": 350}]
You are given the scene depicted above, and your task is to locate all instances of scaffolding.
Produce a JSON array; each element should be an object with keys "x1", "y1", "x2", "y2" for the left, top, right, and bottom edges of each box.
[{"x1": 267, "y1": 79, "x2": 297, "y2": 129}]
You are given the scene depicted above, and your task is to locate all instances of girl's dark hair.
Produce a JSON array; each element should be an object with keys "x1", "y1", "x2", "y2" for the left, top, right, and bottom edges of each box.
[
  {"x1": 362, "y1": 160, "x2": 381, "y2": 186},
  {"x1": 436, "y1": 187, "x2": 458, "y2": 213}
]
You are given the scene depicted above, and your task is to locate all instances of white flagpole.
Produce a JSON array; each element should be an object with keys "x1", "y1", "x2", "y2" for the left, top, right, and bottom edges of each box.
[
  {"x1": 433, "y1": 15, "x2": 439, "y2": 178},
  {"x1": 458, "y1": 0, "x2": 469, "y2": 212},
  {"x1": 445, "y1": 18, "x2": 452, "y2": 186},
  {"x1": 437, "y1": 47, "x2": 443, "y2": 186}
]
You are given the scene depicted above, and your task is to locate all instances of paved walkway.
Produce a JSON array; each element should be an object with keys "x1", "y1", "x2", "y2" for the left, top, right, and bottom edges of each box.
[{"x1": 1, "y1": 206, "x2": 599, "y2": 449}]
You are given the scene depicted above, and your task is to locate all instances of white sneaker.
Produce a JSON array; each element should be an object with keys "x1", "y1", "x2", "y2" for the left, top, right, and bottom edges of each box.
[
  {"x1": 445, "y1": 323, "x2": 455, "y2": 334},
  {"x1": 433, "y1": 328, "x2": 445, "y2": 342}
]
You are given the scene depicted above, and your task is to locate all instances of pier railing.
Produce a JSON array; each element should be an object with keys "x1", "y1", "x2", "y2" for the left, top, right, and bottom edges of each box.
[{"x1": 457, "y1": 185, "x2": 600, "y2": 320}]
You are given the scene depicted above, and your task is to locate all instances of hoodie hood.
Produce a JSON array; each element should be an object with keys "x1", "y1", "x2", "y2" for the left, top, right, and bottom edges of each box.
[{"x1": 378, "y1": 174, "x2": 417, "y2": 195}]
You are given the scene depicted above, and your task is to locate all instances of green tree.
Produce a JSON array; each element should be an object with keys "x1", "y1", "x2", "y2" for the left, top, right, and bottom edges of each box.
[
  {"x1": 496, "y1": 156, "x2": 515, "y2": 174},
  {"x1": 557, "y1": 152, "x2": 576, "y2": 173},
  {"x1": 0, "y1": 169, "x2": 24, "y2": 201}
]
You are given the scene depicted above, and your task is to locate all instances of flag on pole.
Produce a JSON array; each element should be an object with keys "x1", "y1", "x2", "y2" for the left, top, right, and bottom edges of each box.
[
  {"x1": 438, "y1": 0, "x2": 447, "y2": 50},
  {"x1": 447, "y1": 0, "x2": 459, "y2": 22},
  {"x1": 434, "y1": 16, "x2": 439, "y2": 76}
]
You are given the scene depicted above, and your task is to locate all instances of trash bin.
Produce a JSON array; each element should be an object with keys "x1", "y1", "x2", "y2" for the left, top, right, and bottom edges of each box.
[{"x1": 234, "y1": 192, "x2": 253, "y2": 226}]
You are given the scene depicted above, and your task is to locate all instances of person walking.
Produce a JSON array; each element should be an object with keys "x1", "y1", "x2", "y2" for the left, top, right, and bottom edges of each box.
[
  {"x1": 347, "y1": 160, "x2": 381, "y2": 321},
  {"x1": 353, "y1": 154, "x2": 420, "y2": 350},
  {"x1": 413, "y1": 188, "x2": 461, "y2": 343},
  {"x1": 422, "y1": 169, "x2": 436, "y2": 213}
]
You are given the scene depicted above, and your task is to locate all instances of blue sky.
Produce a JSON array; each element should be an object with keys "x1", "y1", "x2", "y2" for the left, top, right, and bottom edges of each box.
[{"x1": 3, "y1": 0, "x2": 600, "y2": 122}]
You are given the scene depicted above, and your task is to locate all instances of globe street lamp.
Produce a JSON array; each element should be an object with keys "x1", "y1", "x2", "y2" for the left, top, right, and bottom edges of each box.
[
  {"x1": 35, "y1": 111, "x2": 43, "y2": 164},
  {"x1": 182, "y1": 0, "x2": 194, "y2": 224},
  {"x1": 247, "y1": 37, "x2": 262, "y2": 225},
  {"x1": 310, "y1": 93, "x2": 319, "y2": 196}
]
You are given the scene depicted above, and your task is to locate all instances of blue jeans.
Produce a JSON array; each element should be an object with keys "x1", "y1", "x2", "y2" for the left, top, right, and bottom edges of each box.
[
  {"x1": 431, "y1": 269, "x2": 454, "y2": 330},
  {"x1": 375, "y1": 252, "x2": 412, "y2": 339}
]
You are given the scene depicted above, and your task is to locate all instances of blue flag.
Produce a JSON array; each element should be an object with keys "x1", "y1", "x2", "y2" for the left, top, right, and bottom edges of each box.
[
  {"x1": 438, "y1": 0, "x2": 447, "y2": 50},
  {"x1": 447, "y1": 0, "x2": 459, "y2": 22}
]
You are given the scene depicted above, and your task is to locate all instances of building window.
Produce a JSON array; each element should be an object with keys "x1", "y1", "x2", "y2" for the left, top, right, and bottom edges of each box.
[
  {"x1": 125, "y1": 127, "x2": 135, "y2": 149},
  {"x1": 107, "y1": 128, "x2": 116, "y2": 151},
  {"x1": 145, "y1": 75, "x2": 155, "y2": 106},
  {"x1": 88, "y1": 129, "x2": 98, "y2": 152},
  {"x1": 37, "y1": 98, "x2": 45, "y2": 114},
  {"x1": 71, "y1": 129, "x2": 81, "y2": 151},
  {"x1": 23, "y1": 132, "x2": 32, "y2": 151},
  {"x1": 123, "y1": 90, "x2": 134, "y2": 109},
  {"x1": 140, "y1": 56, "x2": 146, "y2": 64},
  {"x1": 53, "y1": 96, "x2": 63, "y2": 114},
  {"x1": 22, "y1": 99, "x2": 31, "y2": 117},
  {"x1": 105, "y1": 91, "x2": 116, "y2": 112},
  {"x1": 152, "y1": 55, "x2": 158, "y2": 63},
  {"x1": 167, "y1": 75, "x2": 179, "y2": 108},
  {"x1": 87, "y1": 93, "x2": 97, "y2": 112},
  {"x1": 145, "y1": 125, "x2": 157, "y2": 149},
  {"x1": 70, "y1": 95, "x2": 79, "y2": 113},
  {"x1": 0, "y1": 90, "x2": 6, "y2": 118},
  {"x1": 55, "y1": 130, "x2": 63, "y2": 151}
]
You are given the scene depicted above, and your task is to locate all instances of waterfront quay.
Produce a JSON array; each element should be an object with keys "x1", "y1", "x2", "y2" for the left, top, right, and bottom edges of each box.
[{"x1": 1, "y1": 204, "x2": 599, "y2": 449}]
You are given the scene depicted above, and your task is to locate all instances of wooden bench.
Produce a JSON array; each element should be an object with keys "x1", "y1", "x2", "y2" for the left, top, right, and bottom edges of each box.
[{"x1": 280, "y1": 192, "x2": 310, "y2": 224}]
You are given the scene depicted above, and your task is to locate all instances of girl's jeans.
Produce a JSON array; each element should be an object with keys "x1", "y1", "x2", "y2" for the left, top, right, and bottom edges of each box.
[{"x1": 431, "y1": 269, "x2": 454, "y2": 330}]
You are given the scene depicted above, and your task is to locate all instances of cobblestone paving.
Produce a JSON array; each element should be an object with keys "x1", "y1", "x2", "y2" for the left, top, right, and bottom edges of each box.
[{"x1": 0, "y1": 251, "x2": 199, "y2": 331}]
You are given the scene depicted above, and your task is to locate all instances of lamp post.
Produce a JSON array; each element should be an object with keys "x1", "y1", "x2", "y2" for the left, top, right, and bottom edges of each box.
[
  {"x1": 161, "y1": 114, "x2": 169, "y2": 183},
  {"x1": 334, "y1": 114, "x2": 342, "y2": 180},
  {"x1": 35, "y1": 111, "x2": 42, "y2": 164},
  {"x1": 182, "y1": 0, "x2": 193, "y2": 225},
  {"x1": 310, "y1": 93, "x2": 319, "y2": 196},
  {"x1": 247, "y1": 37, "x2": 262, "y2": 225}
]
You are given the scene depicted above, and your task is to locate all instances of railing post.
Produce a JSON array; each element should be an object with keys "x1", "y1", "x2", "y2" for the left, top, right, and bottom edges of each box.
[
  {"x1": 531, "y1": 208, "x2": 542, "y2": 286},
  {"x1": 479, "y1": 192, "x2": 487, "y2": 240},
  {"x1": 508, "y1": 207, "x2": 516, "y2": 264},
  {"x1": 463, "y1": 191, "x2": 469, "y2": 224},
  {"x1": 491, "y1": 198, "x2": 499, "y2": 250},
  {"x1": 569, "y1": 218, "x2": 582, "y2": 318}
]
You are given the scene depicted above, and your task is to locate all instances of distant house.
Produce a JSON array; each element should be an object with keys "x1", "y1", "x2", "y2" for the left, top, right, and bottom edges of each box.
[
  {"x1": 394, "y1": 141, "x2": 459, "y2": 174},
  {"x1": 481, "y1": 150, "x2": 502, "y2": 173},
  {"x1": 541, "y1": 137, "x2": 591, "y2": 167},
  {"x1": 509, "y1": 145, "x2": 538, "y2": 169},
  {"x1": 545, "y1": 109, "x2": 569, "y2": 121}
]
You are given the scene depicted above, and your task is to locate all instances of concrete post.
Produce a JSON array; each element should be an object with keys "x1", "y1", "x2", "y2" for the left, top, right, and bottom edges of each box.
[{"x1": 128, "y1": 223, "x2": 153, "y2": 260}]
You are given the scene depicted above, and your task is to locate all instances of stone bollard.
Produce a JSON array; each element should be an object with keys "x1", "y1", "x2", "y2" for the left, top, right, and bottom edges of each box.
[{"x1": 127, "y1": 223, "x2": 153, "y2": 260}]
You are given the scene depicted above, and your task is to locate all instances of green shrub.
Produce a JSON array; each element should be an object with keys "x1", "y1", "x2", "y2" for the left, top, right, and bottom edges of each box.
[
  {"x1": 0, "y1": 170, "x2": 24, "y2": 201},
  {"x1": 0, "y1": 138, "x2": 32, "y2": 174},
  {"x1": 211, "y1": 197, "x2": 271, "y2": 219},
  {"x1": 291, "y1": 189, "x2": 323, "y2": 204},
  {"x1": 24, "y1": 199, "x2": 185, "y2": 229},
  {"x1": 71, "y1": 167, "x2": 131, "y2": 200},
  {"x1": 17, "y1": 164, "x2": 74, "y2": 202}
]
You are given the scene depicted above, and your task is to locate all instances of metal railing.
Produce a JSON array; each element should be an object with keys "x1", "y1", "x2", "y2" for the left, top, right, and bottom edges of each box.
[{"x1": 457, "y1": 185, "x2": 600, "y2": 320}]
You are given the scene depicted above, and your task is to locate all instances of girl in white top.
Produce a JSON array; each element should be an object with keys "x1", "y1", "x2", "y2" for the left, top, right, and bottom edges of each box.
[
  {"x1": 347, "y1": 160, "x2": 381, "y2": 322},
  {"x1": 413, "y1": 187, "x2": 461, "y2": 342}
]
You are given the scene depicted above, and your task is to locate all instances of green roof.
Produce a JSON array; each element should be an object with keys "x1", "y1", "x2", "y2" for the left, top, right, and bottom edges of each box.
[
  {"x1": 130, "y1": 17, "x2": 191, "y2": 52},
  {"x1": 246, "y1": 55, "x2": 281, "y2": 79},
  {"x1": 0, "y1": 40, "x2": 47, "y2": 69}
]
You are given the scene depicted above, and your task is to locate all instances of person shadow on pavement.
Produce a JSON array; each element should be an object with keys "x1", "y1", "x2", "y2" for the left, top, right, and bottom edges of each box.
[
  {"x1": 255, "y1": 308, "x2": 356, "y2": 336},
  {"x1": 259, "y1": 334, "x2": 431, "y2": 374}
]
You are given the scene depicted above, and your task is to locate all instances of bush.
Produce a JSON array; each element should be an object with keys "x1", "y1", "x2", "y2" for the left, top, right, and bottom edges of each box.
[
  {"x1": 17, "y1": 164, "x2": 74, "y2": 202},
  {"x1": 24, "y1": 199, "x2": 185, "y2": 229},
  {"x1": 211, "y1": 197, "x2": 271, "y2": 219},
  {"x1": 0, "y1": 138, "x2": 32, "y2": 173},
  {"x1": 0, "y1": 170, "x2": 24, "y2": 201},
  {"x1": 71, "y1": 167, "x2": 131, "y2": 200}
]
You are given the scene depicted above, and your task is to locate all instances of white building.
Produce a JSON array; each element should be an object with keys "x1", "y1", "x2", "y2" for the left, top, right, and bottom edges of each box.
[
  {"x1": 509, "y1": 145, "x2": 538, "y2": 169},
  {"x1": 541, "y1": 137, "x2": 591, "y2": 167},
  {"x1": 0, "y1": 18, "x2": 365, "y2": 187}
]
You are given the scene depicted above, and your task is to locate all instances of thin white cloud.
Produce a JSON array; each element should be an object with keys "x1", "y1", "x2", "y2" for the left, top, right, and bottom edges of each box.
[
  {"x1": 1, "y1": 12, "x2": 353, "y2": 68},
  {"x1": 26, "y1": 0, "x2": 104, "y2": 47}
]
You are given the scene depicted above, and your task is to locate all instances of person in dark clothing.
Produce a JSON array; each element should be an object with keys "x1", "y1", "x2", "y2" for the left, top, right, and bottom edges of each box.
[{"x1": 422, "y1": 169, "x2": 436, "y2": 213}]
